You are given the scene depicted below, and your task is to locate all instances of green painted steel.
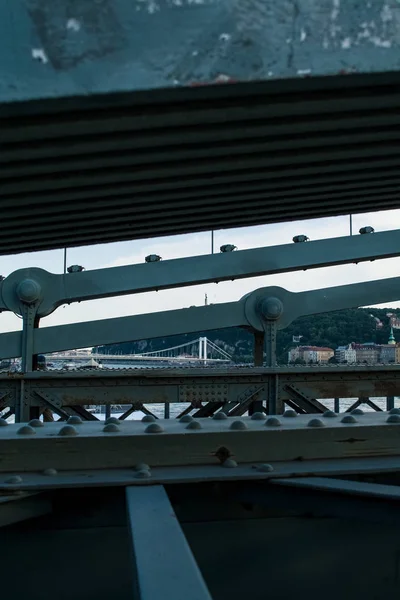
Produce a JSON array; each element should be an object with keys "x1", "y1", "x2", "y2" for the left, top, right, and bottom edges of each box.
[
  {"x1": 2, "y1": 230, "x2": 400, "y2": 317},
  {"x1": 126, "y1": 485, "x2": 212, "y2": 600},
  {"x1": 2, "y1": 70, "x2": 400, "y2": 252}
]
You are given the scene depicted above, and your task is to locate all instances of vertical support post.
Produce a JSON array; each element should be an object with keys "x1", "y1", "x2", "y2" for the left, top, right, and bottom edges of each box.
[
  {"x1": 249, "y1": 331, "x2": 264, "y2": 415},
  {"x1": 105, "y1": 405, "x2": 111, "y2": 420},
  {"x1": 21, "y1": 304, "x2": 36, "y2": 373},
  {"x1": 63, "y1": 248, "x2": 67, "y2": 274},
  {"x1": 334, "y1": 398, "x2": 340, "y2": 413},
  {"x1": 349, "y1": 214, "x2": 353, "y2": 236},
  {"x1": 387, "y1": 396, "x2": 395, "y2": 411},
  {"x1": 265, "y1": 322, "x2": 280, "y2": 414},
  {"x1": 264, "y1": 321, "x2": 277, "y2": 368},
  {"x1": 164, "y1": 402, "x2": 170, "y2": 419},
  {"x1": 267, "y1": 374, "x2": 279, "y2": 415},
  {"x1": 211, "y1": 231, "x2": 214, "y2": 254}
]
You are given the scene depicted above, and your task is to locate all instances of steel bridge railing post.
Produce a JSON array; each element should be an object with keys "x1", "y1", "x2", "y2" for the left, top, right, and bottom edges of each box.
[{"x1": 334, "y1": 398, "x2": 340, "y2": 413}]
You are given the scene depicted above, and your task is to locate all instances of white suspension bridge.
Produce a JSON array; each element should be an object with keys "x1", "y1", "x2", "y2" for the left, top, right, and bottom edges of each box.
[{"x1": 46, "y1": 337, "x2": 233, "y2": 364}]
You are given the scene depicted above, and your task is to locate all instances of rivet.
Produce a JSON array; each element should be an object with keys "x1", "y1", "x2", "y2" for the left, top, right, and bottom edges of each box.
[
  {"x1": 389, "y1": 408, "x2": 400, "y2": 415},
  {"x1": 265, "y1": 417, "x2": 281, "y2": 427},
  {"x1": 5, "y1": 475, "x2": 22, "y2": 484},
  {"x1": 283, "y1": 409, "x2": 297, "y2": 418},
  {"x1": 257, "y1": 463, "x2": 274, "y2": 473},
  {"x1": 0, "y1": 418, "x2": 8, "y2": 426},
  {"x1": 230, "y1": 420, "x2": 248, "y2": 431},
  {"x1": 387, "y1": 414, "x2": 400, "y2": 424},
  {"x1": 180, "y1": 415, "x2": 194, "y2": 423},
  {"x1": 135, "y1": 469, "x2": 152, "y2": 479},
  {"x1": 142, "y1": 415, "x2": 156, "y2": 423},
  {"x1": 251, "y1": 412, "x2": 266, "y2": 420},
  {"x1": 186, "y1": 420, "x2": 202, "y2": 430},
  {"x1": 43, "y1": 468, "x2": 57, "y2": 476},
  {"x1": 105, "y1": 416, "x2": 120, "y2": 425},
  {"x1": 213, "y1": 412, "x2": 228, "y2": 420},
  {"x1": 103, "y1": 423, "x2": 120, "y2": 433},
  {"x1": 145, "y1": 423, "x2": 164, "y2": 434},
  {"x1": 67, "y1": 416, "x2": 83, "y2": 425},
  {"x1": 341, "y1": 415, "x2": 357, "y2": 424},
  {"x1": 135, "y1": 463, "x2": 150, "y2": 472},
  {"x1": 58, "y1": 425, "x2": 78, "y2": 436},
  {"x1": 222, "y1": 458, "x2": 237, "y2": 468},
  {"x1": 28, "y1": 419, "x2": 43, "y2": 428},
  {"x1": 17, "y1": 425, "x2": 36, "y2": 436},
  {"x1": 323, "y1": 410, "x2": 337, "y2": 418},
  {"x1": 351, "y1": 408, "x2": 364, "y2": 415},
  {"x1": 308, "y1": 418, "x2": 325, "y2": 428}
]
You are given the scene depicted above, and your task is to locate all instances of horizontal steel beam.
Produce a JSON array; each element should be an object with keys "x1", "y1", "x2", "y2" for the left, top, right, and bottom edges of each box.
[
  {"x1": 2, "y1": 275, "x2": 400, "y2": 358},
  {"x1": 3, "y1": 456, "x2": 400, "y2": 492},
  {"x1": 126, "y1": 485, "x2": 212, "y2": 600},
  {"x1": 0, "y1": 412, "x2": 399, "y2": 473},
  {"x1": 3, "y1": 365, "x2": 400, "y2": 409},
  {"x1": 2, "y1": 229, "x2": 400, "y2": 317}
]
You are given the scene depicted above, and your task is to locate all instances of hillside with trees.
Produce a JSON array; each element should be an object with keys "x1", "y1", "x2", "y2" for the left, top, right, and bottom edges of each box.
[{"x1": 96, "y1": 307, "x2": 400, "y2": 364}]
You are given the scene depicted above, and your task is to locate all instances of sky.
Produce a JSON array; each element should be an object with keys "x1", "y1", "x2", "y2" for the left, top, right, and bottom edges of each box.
[{"x1": 0, "y1": 208, "x2": 400, "y2": 336}]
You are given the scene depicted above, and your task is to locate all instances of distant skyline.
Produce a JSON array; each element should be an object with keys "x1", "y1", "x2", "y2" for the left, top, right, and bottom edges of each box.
[{"x1": 1, "y1": 208, "x2": 400, "y2": 335}]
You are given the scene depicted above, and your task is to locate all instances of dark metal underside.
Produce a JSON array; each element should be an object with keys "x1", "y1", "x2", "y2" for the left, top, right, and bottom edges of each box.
[{"x1": 2, "y1": 70, "x2": 400, "y2": 254}]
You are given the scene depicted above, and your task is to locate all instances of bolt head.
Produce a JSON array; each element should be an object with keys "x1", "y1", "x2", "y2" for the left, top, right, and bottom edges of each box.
[
  {"x1": 103, "y1": 423, "x2": 120, "y2": 433},
  {"x1": 213, "y1": 412, "x2": 228, "y2": 420},
  {"x1": 67, "y1": 416, "x2": 83, "y2": 425},
  {"x1": 387, "y1": 414, "x2": 400, "y2": 424},
  {"x1": 180, "y1": 415, "x2": 194, "y2": 423},
  {"x1": 186, "y1": 420, "x2": 202, "y2": 430},
  {"x1": 265, "y1": 417, "x2": 281, "y2": 427},
  {"x1": 323, "y1": 410, "x2": 338, "y2": 418},
  {"x1": 17, "y1": 425, "x2": 36, "y2": 435},
  {"x1": 142, "y1": 415, "x2": 156, "y2": 423},
  {"x1": 341, "y1": 415, "x2": 357, "y2": 424},
  {"x1": 283, "y1": 409, "x2": 297, "y2": 418},
  {"x1": 145, "y1": 423, "x2": 164, "y2": 434},
  {"x1": 58, "y1": 425, "x2": 78, "y2": 436},
  {"x1": 16, "y1": 279, "x2": 41, "y2": 304},
  {"x1": 43, "y1": 468, "x2": 57, "y2": 476},
  {"x1": 105, "y1": 417, "x2": 120, "y2": 425},
  {"x1": 28, "y1": 419, "x2": 43, "y2": 428},
  {"x1": 308, "y1": 418, "x2": 325, "y2": 428},
  {"x1": 260, "y1": 297, "x2": 283, "y2": 321},
  {"x1": 230, "y1": 420, "x2": 248, "y2": 431},
  {"x1": 222, "y1": 458, "x2": 237, "y2": 468},
  {"x1": 251, "y1": 412, "x2": 266, "y2": 420}
]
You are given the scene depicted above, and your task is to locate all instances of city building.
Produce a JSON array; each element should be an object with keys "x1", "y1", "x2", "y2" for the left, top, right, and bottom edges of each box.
[
  {"x1": 353, "y1": 343, "x2": 380, "y2": 365},
  {"x1": 335, "y1": 344, "x2": 357, "y2": 364},
  {"x1": 288, "y1": 346, "x2": 334, "y2": 364},
  {"x1": 380, "y1": 345, "x2": 396, "y2": 363}
]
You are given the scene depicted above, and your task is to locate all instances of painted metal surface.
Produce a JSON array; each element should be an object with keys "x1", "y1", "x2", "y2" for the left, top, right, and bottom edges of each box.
[
  {"x1": 2, "y1": 1, "x2": 400, "y2": 103},
  {"x1": 2, "y1": 275, "x2": 400, "y2": 362},
  {"x1": 1, "y1": 366, "x2": 400, "y2": 415},
  {"x1": 126, "y1": 485, "x2": 212, "y2": 600},
  {"x1": 4, "y1": 455, "x2": 400, "y2": 492},
  {"x1": 1, "y1": 412, "x2": 400, "y2": 473},
  {"x1": 3, "y1": 70, "x2": 400, "y2": 252},
  {"x1": 2, "y1": 229, "x2": 400, "y2": 317}
]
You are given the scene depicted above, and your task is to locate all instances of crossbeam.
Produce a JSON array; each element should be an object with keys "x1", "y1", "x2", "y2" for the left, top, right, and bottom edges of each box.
[
  {"x1": 0, "y1": 412, "x2": 399, "y2": 473},
  {"x1": 126, "y1": 485, "x2": 212, "y2": 600},
  {"x1": 3, "y1": 366, "x2": 399, "y2": 413},
  {"x1": 1, "y1": 230, "x2": 400, "y2": 317},
  {"x1": 1, "y1": 275, "x2": 400, "y2": 359}
]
